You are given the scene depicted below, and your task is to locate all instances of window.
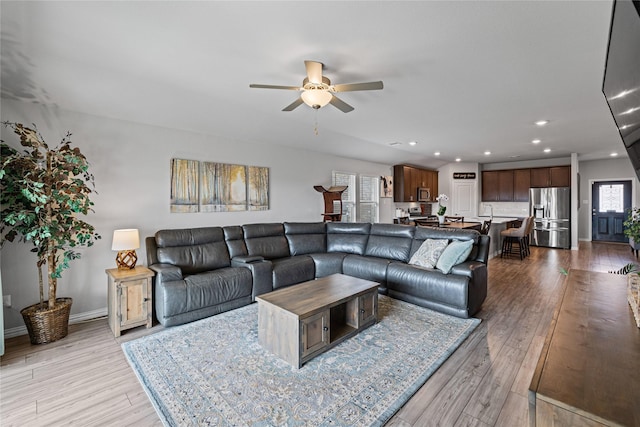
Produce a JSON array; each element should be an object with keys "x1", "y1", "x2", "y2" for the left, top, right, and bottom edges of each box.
[
  {"x1": 599, "y1": 184, "x2": 624, "y2": 213},
  {"x1": 332, "y1": 171, "x2": 379, "y2": 223},
  {"x1": 359, "y1": 175, "x2": 379, "y2": 223}
]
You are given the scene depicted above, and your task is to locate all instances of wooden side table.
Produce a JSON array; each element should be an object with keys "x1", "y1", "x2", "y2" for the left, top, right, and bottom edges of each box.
[{"x1": 106, "y1": 266, "x2": 154, "y2": 337}]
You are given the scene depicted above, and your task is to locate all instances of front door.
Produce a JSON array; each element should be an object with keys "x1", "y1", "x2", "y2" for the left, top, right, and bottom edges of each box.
[{"x1": 592, "y1": 180, "x2": 632, "y2": 242}]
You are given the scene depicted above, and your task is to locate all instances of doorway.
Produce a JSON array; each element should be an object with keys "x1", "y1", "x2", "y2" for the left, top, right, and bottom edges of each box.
[
  {"x1": 591, "y1": 180, "x2": 632, "y2": 242},
  {"x1": 452, "y1": 180, "x2": 477, "y2": 219}
]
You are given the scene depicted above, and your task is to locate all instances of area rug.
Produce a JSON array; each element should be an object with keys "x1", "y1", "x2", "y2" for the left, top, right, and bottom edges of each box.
[{"x1": 122, "y1": 295, "x2": 480, "y2": 427}]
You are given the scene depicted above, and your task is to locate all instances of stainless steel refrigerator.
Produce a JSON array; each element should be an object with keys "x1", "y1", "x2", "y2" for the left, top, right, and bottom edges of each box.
[{"x1": 529, "y1": 187, "x2": 571, "y2": 249}]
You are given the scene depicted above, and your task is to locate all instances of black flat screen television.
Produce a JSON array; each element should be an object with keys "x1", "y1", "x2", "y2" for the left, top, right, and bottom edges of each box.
[{"x1": 602, "y1": 0, "x2": 640, "y2": 180}]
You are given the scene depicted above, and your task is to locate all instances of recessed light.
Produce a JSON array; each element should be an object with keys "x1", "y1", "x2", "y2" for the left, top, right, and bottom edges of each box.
[
  {"x1": 535, "y1": 120, "x2": 549, "y2": 126},
  {"x1": 508, "y1": 155, "x2": 521, "y2": 158},
  {"x1": 532, "y1": 139, "x2": 541, "y2": 144},
  {"x1": 621, "y1": 107, "x2": 640, "y2": 115},
  {"x1": 611, "y1": 152, "x2": 619, "y2": 157},
  {"x1": 408, "y1": 141, "x2": 417, "y2": 146},
  {"x1": 484, "y1": 151, "x2": 491, "y2": 155},
  {"x1": 620, "y1": 125, "x2": 631, "y2": 130},
  {"x1": 543, "y1": 148, "x2": 551, "y2": 153},
  {"x1": 455, "y1": 158, "x2": 461, "y2": 162},
  {"x1": 388, "y1": 142, "x2": 401, "y2": 146},
  {"x1": 434, "y1": 152, "x2": 440, "y2": 156}
]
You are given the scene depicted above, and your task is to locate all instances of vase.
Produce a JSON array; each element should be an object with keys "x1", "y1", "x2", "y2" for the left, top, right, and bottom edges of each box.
[{"x1": 437, "y1": 215, "x2": 445, "y2": 224}]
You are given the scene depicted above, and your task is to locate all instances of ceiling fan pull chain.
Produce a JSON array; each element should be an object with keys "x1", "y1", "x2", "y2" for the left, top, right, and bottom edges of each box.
[{"x1": 314, "y1": 109, "x2": 319, "y2": 135}]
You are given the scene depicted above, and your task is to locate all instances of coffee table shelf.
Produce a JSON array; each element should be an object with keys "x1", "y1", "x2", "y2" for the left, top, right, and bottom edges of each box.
[{"x1": 256, "y1": 274, "x2": 379, "y2": 368}]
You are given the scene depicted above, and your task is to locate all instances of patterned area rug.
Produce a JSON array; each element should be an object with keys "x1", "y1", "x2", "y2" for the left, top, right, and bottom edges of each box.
[{"x1": 122, "y1": 295, "x2": 480, "y2": 426}]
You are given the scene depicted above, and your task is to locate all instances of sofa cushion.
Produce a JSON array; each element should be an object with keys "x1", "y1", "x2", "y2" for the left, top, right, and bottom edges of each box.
[
  {"x1": 155, "y1": 227, "x2": 230, "y2": 275},
  {"x1": 364, "y1": 223, "x2": 414, "y2": 262},
  {"x1": 342, "y1": 254, "x2": 391, "y2": 284},
  {"x1": 327, "y1": 222, "x2": 371, "y2": 255},
  {"x1": 309, "y1": 252, "x2": 346, "y2": 277},
  {"x1": 243, "y1": 223, "x2": 290, "y2": 260},
  {"x1": 271, "y1": 256, "x2": 315, "y2": 289},
  {"x1": 386, "y1": 263, "x2": 469, "y2": 308},
  {"x1": 223, "y1": 226, "x2": 248, "y2": 258},
  {"x1": 179, "y1": 267, "x2": 252, "y2": 315},
  {"x1": 436, "y1": 240, "x2": 474, "y2": 274},
  {"x1": 409, "y1": 238, "x2": 449, "y2": 268},
  {"x1": 284, "y1": 222, "x2": 327, "y2": 255}
]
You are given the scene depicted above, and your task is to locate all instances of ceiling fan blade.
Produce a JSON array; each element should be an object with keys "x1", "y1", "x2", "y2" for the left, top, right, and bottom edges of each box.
[
  {"x1": 282, "y1": 97, "x2": 304, "y2": 111},
  {"x1": 332, "y1": 81, "x2": 384, "y2": 92},
  {"x1": 250, "y1": 84, "x2": 301, "y2": 90},
  {"x1": 329, "y1": 95, "x2": 354, "y2": 113},
  {"x1": 304, "y1": 60, "x2": 323, "y2": 84}
]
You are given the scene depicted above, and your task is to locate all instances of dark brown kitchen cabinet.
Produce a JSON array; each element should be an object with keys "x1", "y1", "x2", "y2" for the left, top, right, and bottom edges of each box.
[
  {"x1": 393, "y1": 165, "x2": 438, "y2": 202},
  {"x1": 513, "y1": 169, "x2": 531, "y2": 201},
  {"x1": 530, "y1": 168, "x2": 550, "y2": 187},
  {"x1": 498, "y1": 170, "x2": 514, "y2": 201},
  {"x1": 530, "y1": 166, "x2": 571, "y2": 188},
  {"x1": 550, "y1": 166, "x2": 570, "y2": 187},
  {"x1": 481, "y1": 171, "x2": 499, "y2": 201}
]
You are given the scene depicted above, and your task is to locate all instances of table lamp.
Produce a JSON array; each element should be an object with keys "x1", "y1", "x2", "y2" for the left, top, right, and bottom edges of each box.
[{"x1": 111, "y1": 229, "x2": 140, "y2": 269}]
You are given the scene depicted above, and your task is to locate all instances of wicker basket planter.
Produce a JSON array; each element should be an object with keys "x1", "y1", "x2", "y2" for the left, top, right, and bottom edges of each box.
[{"x1": 20, "y1": 298, "x2": 73, "y2": 344}]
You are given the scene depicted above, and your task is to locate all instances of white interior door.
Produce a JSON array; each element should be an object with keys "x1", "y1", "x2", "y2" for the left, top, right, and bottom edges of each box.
[{"x1": 452, "y1": 180, "x2": 477, "y2": 219}]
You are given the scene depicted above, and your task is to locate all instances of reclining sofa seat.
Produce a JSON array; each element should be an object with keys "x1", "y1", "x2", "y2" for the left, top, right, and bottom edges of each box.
[
  {"x1": 146, "y1": 227, "x2": 253, "y2": 327},
  {"x1": 147, "y1": 221, "x2": 490, "y2": 327},
  {"x1": 386, "y1": 226, "x2": 489, "y2": 318}
]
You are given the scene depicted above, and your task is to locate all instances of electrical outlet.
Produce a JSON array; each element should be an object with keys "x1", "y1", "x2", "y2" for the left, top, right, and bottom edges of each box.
[{"x1": 3, "y1": 295, "x2": 11, "y2": 307}]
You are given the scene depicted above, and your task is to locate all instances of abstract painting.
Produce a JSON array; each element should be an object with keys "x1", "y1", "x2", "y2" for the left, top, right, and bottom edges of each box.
[
  {"x1": 171, "y1": 159, "x2": 268, "y2": 213},
  {"x1": 248, "y1": 166, "x2": 269, "y2": 211},
  {"x1": 170, "y1": 159, "x2": 199, "y2": 213}
]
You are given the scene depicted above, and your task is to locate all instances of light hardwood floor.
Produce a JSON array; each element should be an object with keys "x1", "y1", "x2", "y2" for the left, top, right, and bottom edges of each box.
[{"x1": 1, "y1": 241, "x2": 635, "y2": 426}]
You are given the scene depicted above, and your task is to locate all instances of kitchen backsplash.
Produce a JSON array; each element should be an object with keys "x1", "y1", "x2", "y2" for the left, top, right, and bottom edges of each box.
[
  {"x1": 479, "y1": 202, "x2": 529, "y2": 217},
  {"x1": 393, "y1": 201, "x2": 529, "y2": 218}
]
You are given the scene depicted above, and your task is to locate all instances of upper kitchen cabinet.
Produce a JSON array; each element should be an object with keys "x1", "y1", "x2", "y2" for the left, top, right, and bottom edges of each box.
[
  {"x1": 481, "y1": 170, "x2": 513, "y2": 201},
  {"x1": 530, "y1": 166, "x2": 571, "y2": 188},
  {"x1": 393, "y1": 165, "x2": 438, "y2": 202},
  {"x1": 513, "y1": 169, "x2": 531, "y2": 201}
]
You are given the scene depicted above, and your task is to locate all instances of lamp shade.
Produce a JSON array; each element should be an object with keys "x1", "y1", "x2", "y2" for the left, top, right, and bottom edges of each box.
[
  {"x1": 111, "y1": 229, "x2": 140, "y2": 251},
  {"x1": 301, "y1": 90, "x2": 332, "y2": 108}
]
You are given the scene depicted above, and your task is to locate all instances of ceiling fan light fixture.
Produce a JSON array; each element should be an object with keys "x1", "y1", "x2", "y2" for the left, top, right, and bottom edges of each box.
[{"x1": 301, "y1": 90, "x2": 332, "y2": 109}]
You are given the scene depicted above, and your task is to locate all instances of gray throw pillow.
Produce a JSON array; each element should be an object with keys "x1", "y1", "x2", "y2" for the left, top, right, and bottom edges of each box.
[
  {"x1": 409, "y1": 238, "x2": 449, "y2": 268},
  {"x1": 436, "y1": 239, "x2": 474, "y2": 274}
]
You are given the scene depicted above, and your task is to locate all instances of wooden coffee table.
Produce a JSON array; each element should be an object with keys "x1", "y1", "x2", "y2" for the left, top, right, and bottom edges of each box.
[{"x1": 256, "y1": 273, "x2": 379, "y2": 368}]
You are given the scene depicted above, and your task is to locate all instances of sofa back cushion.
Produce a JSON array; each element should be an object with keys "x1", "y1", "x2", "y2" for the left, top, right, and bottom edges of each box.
[
  {"x1": 284, "y1": 222, "x2": 327, "y2": 255},
  {"x1": 327, "y1": 222, "x2": 371, "y2": 255},
  {"x1": 155, "y1": 227, "x2": 230, "y2": 275},
  {"x1": 243, "y1": 223, "x2": 290, "y2": 259},
  {"x1": 223, "y1": 226, "x2": 248, "y2": 258},
  {"x1": 365, "y1": 223, "x2": 415, "y2": 262}
]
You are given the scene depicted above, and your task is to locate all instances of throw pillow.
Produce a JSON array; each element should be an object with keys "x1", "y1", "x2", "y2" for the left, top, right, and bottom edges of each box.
[
  {"x1": 436, "y1": 239, "x2": 474, "y2": 274},
  {"x1": 409, "y1": 238, "x2": 449, "y2": 268}
]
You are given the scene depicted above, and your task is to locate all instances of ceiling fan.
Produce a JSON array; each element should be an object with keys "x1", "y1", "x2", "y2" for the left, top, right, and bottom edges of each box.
[{"x1": 250, "y1": 60, "x2": 383, "y2": 113}]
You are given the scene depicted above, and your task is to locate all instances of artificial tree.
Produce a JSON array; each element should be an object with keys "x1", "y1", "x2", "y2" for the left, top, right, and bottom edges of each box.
[{"x1": 1, "y1": 122, "x2": 100, "y2": 343}]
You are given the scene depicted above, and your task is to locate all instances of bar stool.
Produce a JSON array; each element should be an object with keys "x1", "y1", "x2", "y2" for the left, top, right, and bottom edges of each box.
[
  {"x1": 500, "y1": 217, "x2": 531, "y2": 260},
  {"x1": 523, "y1": 216, "x2": 535, "y2": 256}
]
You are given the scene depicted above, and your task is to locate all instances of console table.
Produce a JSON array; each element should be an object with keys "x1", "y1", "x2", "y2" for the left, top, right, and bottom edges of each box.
[{"x1": 529, "y1": 269, "x2": 640, "y2": 426}]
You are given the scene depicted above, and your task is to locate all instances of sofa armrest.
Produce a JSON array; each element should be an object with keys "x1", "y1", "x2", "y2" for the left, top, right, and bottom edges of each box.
[
  {"x1": 449, "y1": 260, "x2": 486, "y2": 279},
  {"x1": 232, "y1": 255, "x2": 265, "y2": 264},
  {"x1": 149, "y1": 263, "x2": 183, "y2": 283},
  {"x1": 232, "y1": 258, "x2": 273, "y2": 300}
]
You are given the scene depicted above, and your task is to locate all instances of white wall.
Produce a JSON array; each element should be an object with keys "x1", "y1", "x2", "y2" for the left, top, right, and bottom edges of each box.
[
  {"x1": 577, "y1": 158, "x2": 640, "y2": 240},
  {"x1": 1, "y1": 100, "x2": 394, "y2": 332}
]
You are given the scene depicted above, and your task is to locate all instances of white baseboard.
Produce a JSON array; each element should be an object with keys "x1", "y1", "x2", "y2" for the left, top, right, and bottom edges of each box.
[{"x1": 3, "y1": 307, "x2": 108, "y2": 339}]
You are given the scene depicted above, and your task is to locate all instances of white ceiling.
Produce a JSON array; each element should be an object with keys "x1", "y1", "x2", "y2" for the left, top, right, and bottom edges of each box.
[{"x1": 0, "y1": 1, "x2": 625, "y2": 169}]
